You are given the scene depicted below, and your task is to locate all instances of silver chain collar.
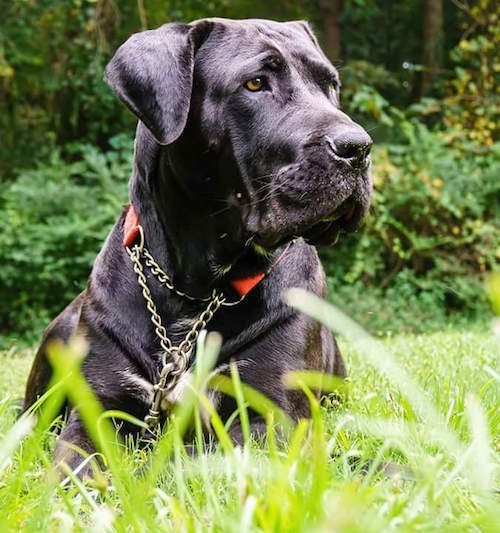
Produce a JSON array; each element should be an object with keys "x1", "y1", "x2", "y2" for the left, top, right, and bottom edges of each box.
[{"x1": 126, "y1": 225, "x2": 244, "y2": 437}]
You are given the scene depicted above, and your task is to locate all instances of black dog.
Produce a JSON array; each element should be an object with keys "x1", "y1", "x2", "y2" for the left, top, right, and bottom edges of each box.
[{"x1": 24, "y1": 18, "x2": 372, "y2": 472}]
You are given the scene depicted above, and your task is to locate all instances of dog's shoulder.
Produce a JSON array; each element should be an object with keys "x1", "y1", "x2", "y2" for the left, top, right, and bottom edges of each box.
[{"x1": 264, "y1": 238, "x2": 327, "y2": 300}]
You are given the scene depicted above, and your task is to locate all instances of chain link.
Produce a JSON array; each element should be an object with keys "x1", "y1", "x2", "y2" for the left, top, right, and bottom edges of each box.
[
  {"x1": 126, "y1": 226, "x2": 293, "y2": 440},
  {"x1": 142, "y1": 247, "x2": 214, "y2": 302},
  {"x1": 140, "y1": 236, "x2": 245, "y2": 306},
  {"x1": 125, "y1": 226, "x2": 229, "y2": 436}
]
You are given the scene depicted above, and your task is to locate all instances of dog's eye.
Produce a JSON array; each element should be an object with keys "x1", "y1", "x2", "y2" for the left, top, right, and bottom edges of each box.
[
  {"x1": 245, "y1": 77, "x2": 266, "y2": 92},
  {"x1": 330, "y1": 78, "x2": 341, "y2": 94},
  {"x1": 329, "y1": 80, "x2": 340, "y2": 103},
  {"x1": 329, "y1": 78, "x2": 340, "y2": 93}
]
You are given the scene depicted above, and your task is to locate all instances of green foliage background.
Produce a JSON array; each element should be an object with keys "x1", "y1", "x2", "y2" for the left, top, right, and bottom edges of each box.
[{"x1": 0, "y1": 0, "x2": 498, "y2": 341}]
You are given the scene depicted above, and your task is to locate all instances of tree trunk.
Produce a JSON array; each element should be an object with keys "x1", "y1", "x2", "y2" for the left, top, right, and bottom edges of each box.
[
  {"x1": 318, "y1": 0, "x2": 342, "y2": 64},
  {"x1": 420, "y1": 0, "x2": 443, "y2": 96}
]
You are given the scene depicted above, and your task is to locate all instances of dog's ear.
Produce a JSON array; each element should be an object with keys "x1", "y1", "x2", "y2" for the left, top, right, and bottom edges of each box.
[{"x1": 104, "y1": 22, "x2": 212, "y2": 146}]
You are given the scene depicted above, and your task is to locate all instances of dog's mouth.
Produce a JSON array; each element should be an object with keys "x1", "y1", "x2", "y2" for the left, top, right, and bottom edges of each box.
[
  {"x1": 252, "y1": 199, "x2": 364, "y2": 251},
  {"x1": 302, "y1": 201, "x2": 358, "y2": 245}
]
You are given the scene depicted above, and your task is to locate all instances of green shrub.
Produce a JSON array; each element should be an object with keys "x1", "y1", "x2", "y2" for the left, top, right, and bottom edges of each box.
[
  {"x1": 340, "y1": 60, "x2": 401, "y2": 132},
  {"x1": 322, "y1": 121, "x2": 499, "y2": 331},
  {"x1": 0, "y1": 135, "x2": 132, "y2": 340},
  {"x1": 443, "y1": 0, "x2": 499, "y2": 146},
  {"x1": 327, "y1": 273, "x2": 490, "y2": 336}
]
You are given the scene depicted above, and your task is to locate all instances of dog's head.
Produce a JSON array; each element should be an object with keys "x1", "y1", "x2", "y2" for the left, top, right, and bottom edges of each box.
[{"x1": 105, "y1": 19, "x2": 372, "y2": 290}]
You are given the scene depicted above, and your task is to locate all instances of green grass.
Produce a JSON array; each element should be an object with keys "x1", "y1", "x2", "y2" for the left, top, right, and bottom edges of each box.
[{"x1": 0, "y1": 294, "x2": 499, "y2": 532}]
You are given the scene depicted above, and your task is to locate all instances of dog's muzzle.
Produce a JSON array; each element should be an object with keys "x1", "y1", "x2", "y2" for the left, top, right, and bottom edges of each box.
[{"x1": 325, "y1": 126, "x2": 373, "y2": 171}]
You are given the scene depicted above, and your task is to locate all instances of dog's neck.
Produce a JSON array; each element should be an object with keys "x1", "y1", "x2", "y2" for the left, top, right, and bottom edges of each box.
[{"x1": 128, "y1": 123, "x2": 272, "y2": 298}]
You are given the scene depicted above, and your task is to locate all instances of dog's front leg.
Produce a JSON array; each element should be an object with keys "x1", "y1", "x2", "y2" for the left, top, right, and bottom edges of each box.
[
  {"x1": 227, "y1": 417, "x2": 269, "y2": 446},
  {"x1": 55, "y1": 409, "x2": 100, "y2": 479}
]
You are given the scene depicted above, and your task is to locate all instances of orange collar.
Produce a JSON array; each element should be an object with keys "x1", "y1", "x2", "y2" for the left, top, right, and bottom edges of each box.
[
  {"x1": 122, "y1": 204, "x2": 288, "y2": 298},
  {"x1": 123, "y1": 203, "x2": 141, "y2": 247}
]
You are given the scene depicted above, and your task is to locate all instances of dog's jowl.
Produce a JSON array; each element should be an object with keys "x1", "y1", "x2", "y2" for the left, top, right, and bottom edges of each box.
[{"x1": 24, "y1": 18, "x2": 372, "y2": 475}]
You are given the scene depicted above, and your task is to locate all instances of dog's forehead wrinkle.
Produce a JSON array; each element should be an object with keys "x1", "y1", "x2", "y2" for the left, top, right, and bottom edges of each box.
[
  {"x1": 199, "y1": 39, "x2": 279, "y2": 79},
  {"x1": 195, "y1": 29, "x2": 338, "y2": 115},
  {"x1": 198, "y1": 21, "x2": 318, "y2": 77}
]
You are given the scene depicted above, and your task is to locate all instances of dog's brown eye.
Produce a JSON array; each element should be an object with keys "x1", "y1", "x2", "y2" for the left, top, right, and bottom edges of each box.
[
  {"x1": 245, "y1": 77, "x2": 265, "y2": 92},
  {"x1": 330, "y1": 80, "x2": 340, "y2": 94}
]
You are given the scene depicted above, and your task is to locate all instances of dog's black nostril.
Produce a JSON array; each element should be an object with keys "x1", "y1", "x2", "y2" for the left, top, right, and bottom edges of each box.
[{"x1": 328, "y1": 128, "x2": 373, "y2": 167}]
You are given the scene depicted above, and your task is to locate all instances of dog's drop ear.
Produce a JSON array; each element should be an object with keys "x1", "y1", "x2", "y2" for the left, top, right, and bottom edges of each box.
[{"x1": 104, "y1": 22, "x2": 210, "y2": 146}]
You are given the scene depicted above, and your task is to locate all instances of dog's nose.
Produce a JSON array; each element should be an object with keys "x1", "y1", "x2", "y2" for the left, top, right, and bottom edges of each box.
[{"x1": 328, "y1": 127, "x2": 372, "y2": 169}]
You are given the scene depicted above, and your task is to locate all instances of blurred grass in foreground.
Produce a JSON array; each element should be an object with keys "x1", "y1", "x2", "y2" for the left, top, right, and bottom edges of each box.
[{"x1": 0, "y1": 292, "x2": 499, "y2": 531}]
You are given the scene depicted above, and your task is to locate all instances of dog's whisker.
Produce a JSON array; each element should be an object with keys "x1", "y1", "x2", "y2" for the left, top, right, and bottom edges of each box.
[
  {"x1": 253, "y1": 182, "x2": 276, "y2": 194},
  {"x1": 210, "y1": 204, "x2": 235, "y2": 217},
  {"x1": 241, "y1": 189, "x2": 280, "y2": 209},
  {"x1": 210, "y1": 183, "x2": 281, "y2": 216},
  {"x1": 251, "y1": 172, "x2": 276, "y2": 183}
]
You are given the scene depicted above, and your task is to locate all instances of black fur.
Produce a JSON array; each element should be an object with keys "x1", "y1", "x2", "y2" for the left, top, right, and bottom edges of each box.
[{"x1": 23, "y1": 18, "x2": 372, "y2": 474}]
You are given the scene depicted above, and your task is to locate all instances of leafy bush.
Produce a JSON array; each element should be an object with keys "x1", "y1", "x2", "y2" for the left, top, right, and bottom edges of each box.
[
  {"x1": 0, "y1": 136, "x2": 132, "y2": 339},
  {"x1": 407, "y1": 1, "x2": 499, "y2": 147},
  {"x1": 340, "y1": 60, "x2": 401, "y2": 131},
  {"x1": 322, "y1": 121, "x2": 499, "y2": 331},
  {"x1": 327, "y1": 273, "x2": 490, "y2": 336},
  {"x1": 443, "y1": 0, "x2": 499, "y2": 146}
]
